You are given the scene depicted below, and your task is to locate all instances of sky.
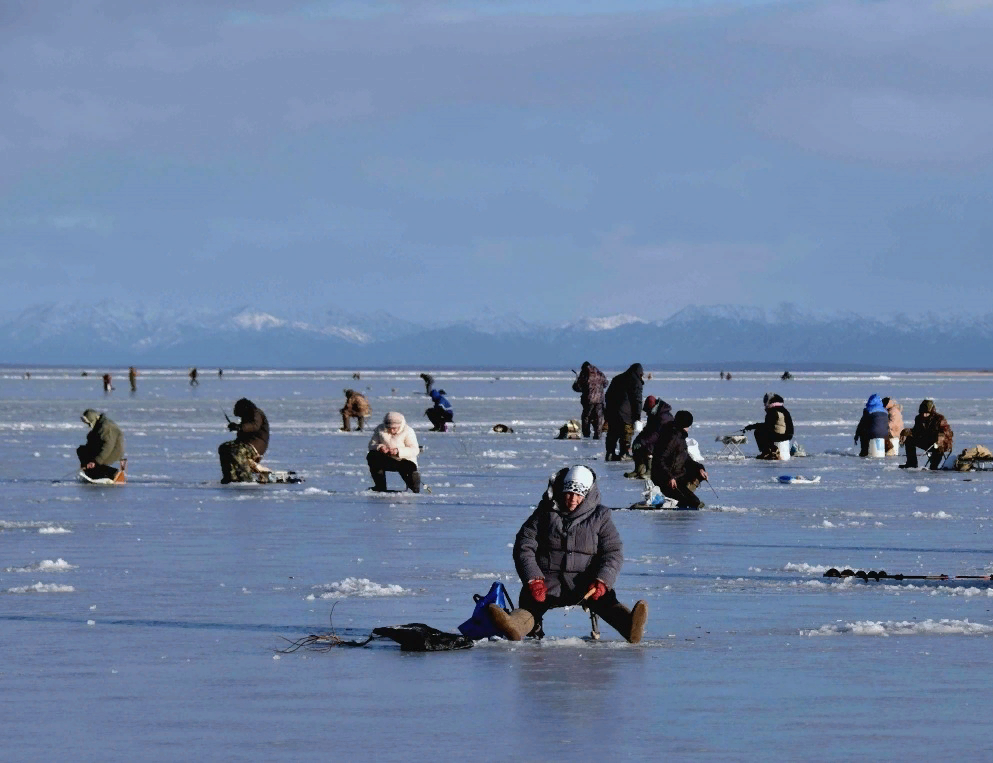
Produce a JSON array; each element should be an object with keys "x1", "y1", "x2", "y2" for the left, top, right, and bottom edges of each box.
[{"x1": 3, "y1": 0, "x2": 993, "y2": 324}]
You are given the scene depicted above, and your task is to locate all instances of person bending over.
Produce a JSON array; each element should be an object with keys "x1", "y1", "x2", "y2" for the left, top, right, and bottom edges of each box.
[
  {"x1": 77, "y1": 409, "x2": 125, "y2": 481},
  {"x1": 367, "y1": 412, "x2": 421, "y2": 492},
  {"x1": 425, "y1": 389, "x2": 454, "y2": 432},
  {"x1": 650, "y1": 410, "x2": 708, "y2": 508}
]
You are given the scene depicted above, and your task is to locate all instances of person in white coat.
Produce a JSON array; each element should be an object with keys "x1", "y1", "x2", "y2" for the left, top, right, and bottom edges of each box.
[{"x1": 366, "y1": 412, "x2": 421, "y2": 492}]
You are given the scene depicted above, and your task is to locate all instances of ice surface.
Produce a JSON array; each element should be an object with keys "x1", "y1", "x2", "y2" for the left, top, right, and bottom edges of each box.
[{"x1": 3, "y1": 368, "x2": 993, "y2": 759}]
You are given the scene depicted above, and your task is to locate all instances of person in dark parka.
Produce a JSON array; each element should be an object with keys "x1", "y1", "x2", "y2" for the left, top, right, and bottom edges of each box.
[
  {"x1": 488, "y1": 465, "x2": 648, "y2": 643},
  {"x1": 624, "y1": 396, "x2": 673, "y2": 479},
  {"x1": 572, "y1": 361, "x2": 607, "y2": 439},
  {"x1": 854, "y1": 394, "x2": 889, "y2": 457},
  {"x1": 744, "y1": 392, "x2": 794, "y2": 459},
  {"x1": 650, "y1": 411, "x2": 708, "y2": 508},
  {"x1": 77, "y1": 409, "x2": 125, "y2": 481},
  {"x1": 218, "y1": 398, "x2": 269, "y2": 483},
  {"x1": 604, "y1": 363, "x2": 644, "y2": 461},
  {"x1": 900, "y1": 399, "x2": 954, "y2": 470}
]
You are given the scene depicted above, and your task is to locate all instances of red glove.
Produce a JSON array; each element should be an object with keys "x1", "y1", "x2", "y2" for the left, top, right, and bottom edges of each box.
[
  {"x1": 586, "y1": 581, "x2": 607, "y2": 601},
  {"x1": 528, "y1": 579, "x2": 547, "y2": 603}
]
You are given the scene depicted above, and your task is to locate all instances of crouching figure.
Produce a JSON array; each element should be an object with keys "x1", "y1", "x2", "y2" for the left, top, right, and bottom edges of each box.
[
  {"x1": 366, "y1": 412, "x2": 421, "y2": 492},
  {"x1": 488, "y1": 465, "x2": 648, "y2": 643},
  {"x1": 340, "y1": 388, "x2": 371, "y2": 431}
]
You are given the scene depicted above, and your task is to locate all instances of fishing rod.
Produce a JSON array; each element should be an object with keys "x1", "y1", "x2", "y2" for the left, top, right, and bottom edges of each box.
[
  {"x1": 703, "y1": 478, "x2": 720, "y2": 501},
  {"x1": 824, "y1": 568, "x2": 993, "y2": 581}
]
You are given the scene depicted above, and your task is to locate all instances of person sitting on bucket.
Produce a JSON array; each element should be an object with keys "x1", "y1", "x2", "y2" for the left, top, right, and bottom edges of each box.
[
  {"x1": 650, "y1": 410, "x2": 708, "y2": 508},
  {"x1": 218, "y1": 398, "x2": 269, "y2": 483},
  {"x1": 900, "y1": 399, "x2": 953, "y2": 470},
  {"x1": 854, "y1": 394, "x2": 889, "y2": 457},
  {"x1": 488, "y1": 465, "x2": 648, "y2": 643},
  {"x1": 744, "y1": 392, "x2": 793, "y2": 459},
  {"x1": 367, "y1": 412, "x2": 421, "y2": 492},
  {"x1": 77, "y1": 409, "x2": 125, "y2": 481}
]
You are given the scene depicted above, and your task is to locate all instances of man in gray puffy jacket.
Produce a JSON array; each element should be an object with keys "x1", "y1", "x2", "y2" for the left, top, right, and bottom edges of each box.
[{"x1": 488, "y1": 465, "x2": 648, "y2": 643}]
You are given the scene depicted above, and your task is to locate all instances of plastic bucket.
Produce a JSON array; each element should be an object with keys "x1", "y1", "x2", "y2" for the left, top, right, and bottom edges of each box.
[
  {"x1": 777, "y1": 440, "x2": 791, "y2": 461},
  {"x1": 887, "y1": 437, "x2": 900, "y2": 456},
  {"x1": 868, "y1": 438, "x2": 885, "y2": 458}
]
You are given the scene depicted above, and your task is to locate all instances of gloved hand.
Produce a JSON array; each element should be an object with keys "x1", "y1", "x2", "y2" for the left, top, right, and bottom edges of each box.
[
  {"x1": 853, "y1": 435, "x2": 858, "y2": 444},
  {"x1": 744, "y1": 424, "x2": 755, "y2": 432},
  {"x1": 227, "y1": 422, "x2": 239, "y2": 431},
  {"x1": 528, "y1": 579, "x2": 547, "y2": 603},
  {"x1": 586, "y1": 580, "x2": 607, "y2": 600}
]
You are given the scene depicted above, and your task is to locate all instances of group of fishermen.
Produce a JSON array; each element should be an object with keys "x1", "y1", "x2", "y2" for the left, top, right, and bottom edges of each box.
[{"x1": 854, "y1": 394, "x2": 954, "y2": 469}]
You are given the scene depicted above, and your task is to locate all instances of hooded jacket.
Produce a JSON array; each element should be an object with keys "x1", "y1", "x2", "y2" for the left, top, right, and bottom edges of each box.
[
  {"x1": 79, "y1": 410, "x2": 124, "y2": 465},
  {"x1": 572, "y1": 362, "x2": 607, "y2": 406},
  {"x1": 342, "y1": 389, "x2": 371, "y2": 417},
  {"x1": 855, "y1": 394, "x2": 890, "y2": 441},
  {"x1": 910, "y1": 400, "x2": 954, "y2": 452},
  {"x1": 633, "y1": 399, "x2": 674, "y2": 454},
  {"x1": 514, "y1": 469, "x2": 623, "y2": 598},
  {"x1": 232, "y1": 399, "x2": 269, "y2": 457},
  {"x1": 885, "y1": 399, "x2": 904, "y2": 439},
  {"x1": 368, "y1": 413, "x2": 420, "y2": 464},
  {"x1": 429, "y1": 389, "x2": 453, "y2": 415},
  {"x1": 650, "y1": 421, "x2": 703, "y2": 486},
  {"x1": 604, "y1": 363, "x2": 644, "y2": 425}
]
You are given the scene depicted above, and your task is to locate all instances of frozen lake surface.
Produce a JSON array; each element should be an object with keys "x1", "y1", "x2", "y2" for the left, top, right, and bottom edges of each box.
[{"x1": 3, "y1": 367, "x2": 993, "y2": 760}]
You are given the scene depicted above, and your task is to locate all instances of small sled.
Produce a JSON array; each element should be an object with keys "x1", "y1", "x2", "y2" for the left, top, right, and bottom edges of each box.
[
  {"x1": 78, "y1": 458, "x2": 128, "y2": 485},
  {"x1": 776, "y1": 475, "x2": 821, "y2": 484}
]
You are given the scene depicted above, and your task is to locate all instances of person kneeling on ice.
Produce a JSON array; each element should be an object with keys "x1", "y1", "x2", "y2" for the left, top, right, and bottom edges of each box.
[
  {"x1": 488, "y1": 465, "x2": 648, "y2": 643},
  {"x1": 218, "y1": 398, "x2": 269, "y2": 483},
  {"x1": 425, "y1": 389, "x2": 454, "y2": 432},
  {"x1": 854, "y1": 394, "x2": 889, "y2": 457},
  {"x1": 340, "y1": 388, "x2": 371, "y2": 432},
  {"x1": 900, "y1": 399, "x2": 953, "y2": 470},
  {"x1": 624, "y1": 396, "x2": 673, "y2": 479},
  {"x1": 744, "y1": 392, "x2": 794, "y2": 459},
  {"x1": 650, "y1": 410, "x2": 708, "y2": 508},
  {"x1": 367, "y1": 412, "x2": 421, "y2": 492},
  {"x1": 77, "y1": 409, "x2": 125, "y2": 481}
]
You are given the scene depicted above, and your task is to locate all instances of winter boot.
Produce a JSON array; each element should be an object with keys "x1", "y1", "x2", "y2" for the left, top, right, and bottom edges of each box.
[
  {"x1": 597, "y1": 598, "x2": 649, "y2": 644},
  {"x1": 487, "y1": 604, "x2": 535, "y2": 641},
  {"x1": 405, "y1": 470, "x2": 422, "y2": 494},
  {"x1": 370, "y1": 469, "x2": 388, "y2": 492}
]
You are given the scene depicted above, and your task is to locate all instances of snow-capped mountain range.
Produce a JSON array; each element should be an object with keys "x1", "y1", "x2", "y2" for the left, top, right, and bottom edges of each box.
[{"x1": 2, "y1": 301, "x2": 991, "y2": 368}]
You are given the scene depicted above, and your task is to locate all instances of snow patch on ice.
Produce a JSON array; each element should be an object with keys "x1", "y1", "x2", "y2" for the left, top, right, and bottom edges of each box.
[
  {"x1": 912, "y1": 511, "x2": 953, "y2": 519},
  {"x1": 784, "y1": 562, "x2": 837, "y2": 576},
  {"x1": 306, "y1": 577, "x2": 409, "y2": 599},
  {"x1": 802, "y1": 618, "x2": 993, "y2": 636},
  {"x1": 7, "y1": 582, "x2": 76, "y2": 594},
  {"x1": 5, "y1": 558, "x2": 77, "y2": 573},
  {"x1": 302, "y1": 487, "x2": 332, "y2": 495},
  {"x1": 39, "y1": 526, "x2": 72, "y2": 534},
  {"x1": 915, "y1": 486, "x2": 930, "y2": 493},
  {"x1": 480, "y1": 450, "x2": 517, "y2": 459}
]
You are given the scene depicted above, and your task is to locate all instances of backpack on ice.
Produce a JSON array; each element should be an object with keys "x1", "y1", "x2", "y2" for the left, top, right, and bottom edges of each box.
[{"x1": 458, "y1": 581, "x2": 515, "y2": 640}]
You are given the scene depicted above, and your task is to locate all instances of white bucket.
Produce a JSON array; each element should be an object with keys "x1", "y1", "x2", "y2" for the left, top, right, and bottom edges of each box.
[
  {"x1": 868, "y1": 438, "x2": 886, "y2": 458},
  {"x1": 777, "y1": 440, "x2": 791, "y2": 461},
  {"x1": 887, "y1": 437, "x2": 900, "y2": 456}
]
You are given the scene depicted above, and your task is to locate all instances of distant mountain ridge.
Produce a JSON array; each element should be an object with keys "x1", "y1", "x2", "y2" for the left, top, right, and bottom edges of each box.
[{"x1": 1, "y1": 301, "x2": 991, "y2": 368}]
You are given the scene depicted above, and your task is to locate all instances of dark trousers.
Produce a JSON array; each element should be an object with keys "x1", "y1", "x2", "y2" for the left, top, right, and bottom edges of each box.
[
  {"x1": 340, "y1": 410, "x2": 365, "y2": 431},
  {"x1": 904, "y1": 435, "x2": 943, "y2": 469},
  {"x1": 76, "y1": 446, "x2": 118, "y2": 480},
  {"x1": 753, "y1": 425, "x2": 787, "y2": 456},
  {"x1": 426, "y1": 407, "x2": 453, "y2": 431},
  {"x1": 366, "y1": 450, "x2": 420, "y2": 492},
  {"x1": 581, "y1": 402, "x2": 603, "y2": 438},
  {"x1": 660, "y1": 476, "x2": 703, "y2": 508},
  {"x1": 605, "y1": 418, "x2": 634, "y2": 459},
  {"x1": 517, "y1": 585, "x2": 636, "y2": 640}
]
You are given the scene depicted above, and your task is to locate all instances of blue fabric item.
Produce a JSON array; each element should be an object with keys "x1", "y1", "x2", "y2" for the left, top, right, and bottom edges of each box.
[
  {"x1": 865, "y1": 394, "x2": 886, "y2": 415},
  {"x1": 430, "y1": 390, "x2": 453, "y2": 413},
  {"x1": 458, "y1": 581, "x2": 515, "y2": 640}
]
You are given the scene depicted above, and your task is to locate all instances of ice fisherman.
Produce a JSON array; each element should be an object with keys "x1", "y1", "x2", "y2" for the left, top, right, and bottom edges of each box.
[
  {"x1": 604, "y1": 363, "x2": 644, "y2": 461},
  {"x1": 218, "y1": 398, "x2": 269, "y2": 483},
  {"x1": 102, "y1": 373, "x2": 113, "y2": 392},
  {"x1": 744, "y1": 393, "x2": 794, "y2": 459},
  {"x1": 882, "y1": 397, "x2": 904, "y2": 456},
  {"x1": 854, "y1": 394, "x2": 889, "y2": 457},
  {"x1": 189, "y1": 368, "x2": 199, "y2": 386},
  {"x1": 572, "y1": 361, "x2": 607, "y2": 439},
  {"x1": 488, "y1": 465, "x2": 648, "y2": 643},
  {"x1": 340, "y1": 388, "x2": 371, "y2": 432},
  {"x1": 650, "y1": 411, "x2": 708, "y2": 508},
  {"x1": 425, "y1": 389, "x2": 454, "y2": 431},
  {"x1": 420, "y1": 373, "x2": 434, "y2": 394},
  {"x1": 128, "y1": 366, "x2": 138, "y2": 392},
  {"x1": 77, "y1": 409, "x2": 125, "y2": 481},
  {"x1": 366, "y1": 412, "x2": 421, "y2": 492},
  {"x1": 900, "y1": 399, "x2": 954, "y2": 470},
  {"x1": 624, "y1": 396, "x2": 673, "y2": 479}
]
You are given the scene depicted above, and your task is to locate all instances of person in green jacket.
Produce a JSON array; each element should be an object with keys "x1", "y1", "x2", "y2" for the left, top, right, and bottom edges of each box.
[{"x1": 77, "y1": 409, "x2": 125, "y2": 481}]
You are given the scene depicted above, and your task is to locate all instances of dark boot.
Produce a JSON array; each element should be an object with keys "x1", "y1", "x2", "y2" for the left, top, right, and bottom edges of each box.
[
  {"x1": 487, "y1": 604, "x2": 535, "y2": 641},
  {"x1": 369, "y1": 468, "x2": 387, "y2": 491},
  {"x1": 595, "y1": 597, "x2": 649, "y2": 644},
  {"x1": 404, "y1": 470, "x2": 421, "y2": 493},
  {"x1": 901, "y1": 444, "x2": 919, "y2": 468}
]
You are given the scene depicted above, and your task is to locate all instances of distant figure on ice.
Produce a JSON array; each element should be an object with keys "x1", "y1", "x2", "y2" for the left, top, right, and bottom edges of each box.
[
  {"x1": 571, "y1": 361, "x2": 607, "y2": 439},
  {"x1": 189, "y1": 368, "x2": 199, "y2": 386},
  {"x1": 367, "y1": 412, "x2": 421, "y2": 492},
  {"x1": 102, "y1": 373, "x2": 113, "y2": 392},
  {"x1": 556, "y1": 419, "x2": 582, "y2": 440},
  {"x1": 725, "y1": 372, "x2": 732, "y2": 381},
  {"x1": 854, "y1": 394, "x2": 889, "y2": 457},
  {"x1": 426, "y1": 389, "x2": 454, "y2": 431},
  {"x1": 487, "y1": 465, "x2": 648, "y2": 643},
  {"x1": 218, "y1": 368, "x2": 223, "y2": 378},
  {"x1": 720, "y1": 371, "x2": 725, "y2": 380},
  {"x1": 77, "y1": 409, "x2": 125, "y2": 482},
  {"x1": 882, "y1": 397, "x2": 903, "y2": 456},
  {"x1": 651, "y1": 411, "x2": 708, "y2": 509},
  {"x1": 900, "y1": 399, "x2": 953, "y2": 470},
  {"x1": 128, "y1": 366, "x2": 138, "y2": 393},
  {"x1": 624, "y1": 396, "x2": 673, "y2": 479},
  {"x1": 744, "y1": 393, "x2": 794, "y2": 459},
  {"x1": 420, "y1": 373, "x2": 434, "y2": 394},
  {"x1": 340, "y1": 388, "x2": 371, "y2": 432},
  {"x1": 218, "y1": 398, "x2": 269, "y2": 483},
  {"x1": 604, "y1": 363, "x2": 644, "y2": 461},
  {"x1": 781, "y1": 371, "x2": 793, "y2": 381}
]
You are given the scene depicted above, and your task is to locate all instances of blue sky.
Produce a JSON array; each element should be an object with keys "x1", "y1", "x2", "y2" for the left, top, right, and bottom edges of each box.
[{"x1": 3, "y1": 0, "x2": 992, "y2": 323}]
